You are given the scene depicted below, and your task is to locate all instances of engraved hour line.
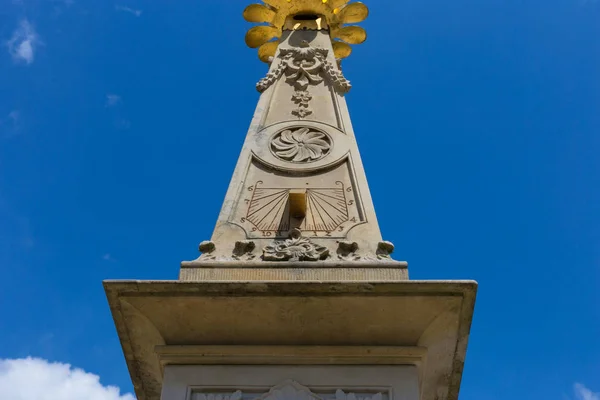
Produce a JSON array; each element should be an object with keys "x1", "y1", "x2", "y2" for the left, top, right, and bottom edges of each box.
[
  {"x1": 247, "y1": 190, "x2": 287, "y2": 215},
  {"x1": 250, "y1": 194, "x2": 287, "y2": 229},
  {"x1": 251, "y1": 189, "x2": 288, "y2": 203},
  {"x1": 265, "y1": 192, "x2": 288, "y2": 231},
  {"x1": 246, "y1": 191, "x2": 287, "y2": 230},
  {"x1": 310, "y1": 190, "x2": 349, "y2": 218},
  {"x1": 306, "y1": 193, "x2": 322, "y2": 230},
  {"x1": 308, "y1": 191, "x2": 344, "y2": 228},
  {"x1": 249, "y1": 201, "x2": 286, "y2": 230},
  {"x1": 246, "y1": 191, "x2": 287, "y2": 218},
  {"x1": 309, "y1": 188, "x2": 347, "y2": 209},
  {"x1": 310, "y1": 189, "x2": 346, "y2": 202},
  {"x1": 308, "y1": 192, "x2": 333, "y2": 231},
  {"x1": 307, "y1": 189, "x2": 317, "y2": 231}
]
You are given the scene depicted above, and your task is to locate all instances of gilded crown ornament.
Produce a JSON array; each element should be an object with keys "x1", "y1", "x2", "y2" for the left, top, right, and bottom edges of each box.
[{"x1": 243, "y1": 0, "x2": 369, "y2": 62}]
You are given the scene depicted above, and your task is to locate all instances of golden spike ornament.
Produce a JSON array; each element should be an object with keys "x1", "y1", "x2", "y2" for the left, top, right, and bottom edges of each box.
[{"x1": 243, "y1": 0, "x2": 369, "y2": 62}]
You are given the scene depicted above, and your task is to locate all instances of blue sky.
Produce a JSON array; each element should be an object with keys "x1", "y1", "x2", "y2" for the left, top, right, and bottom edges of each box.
[{"x1": 1, "y1": 0, "x2": 599, "y2": 399}]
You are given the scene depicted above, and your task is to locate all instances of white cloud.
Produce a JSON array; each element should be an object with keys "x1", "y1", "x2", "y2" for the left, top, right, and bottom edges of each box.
[
  {"x1": 575, "y1": 383, "x2": 600, "y2": 400},
  {"x1": 7, "y1": 20, "x2": 40, "y2": 65},
  {"x1": 116, "y1": 5, "x2": 142, "y2": 17},
  {"x1": 0, "y1": 357, "x2": 135, "y2": 400},
  {"x1": 106, "y1": 94, "x2": 122, "y2": 107}
]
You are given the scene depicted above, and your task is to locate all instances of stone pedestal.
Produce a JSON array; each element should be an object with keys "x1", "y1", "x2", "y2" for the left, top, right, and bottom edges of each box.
[{"x1": 104, "y1": 280, "x2": 476, "y2": 400}]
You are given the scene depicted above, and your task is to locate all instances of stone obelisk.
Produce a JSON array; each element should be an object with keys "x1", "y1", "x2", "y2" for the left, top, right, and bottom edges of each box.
[
  {"x1": 104, "y1": 2, "x2": 477, "y2": 400},
  {"x1": 181, "y1": 2, "x2": 402, "y2": 280}
]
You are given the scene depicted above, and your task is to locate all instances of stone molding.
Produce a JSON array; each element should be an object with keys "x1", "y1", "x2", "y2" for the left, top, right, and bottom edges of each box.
[
  {"x1": 155, "y1": 345, "x2": 427, "y2": 368},
  {"x1": 178, "y1": 267, "x2": 409, "y2": 282},
  {"x1": 191, "y1": 380, "x2": 383, "y2": 400}
]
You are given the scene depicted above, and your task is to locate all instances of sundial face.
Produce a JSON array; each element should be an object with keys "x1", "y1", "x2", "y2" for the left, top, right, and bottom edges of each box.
[
  {"x1": 248, "y1": 184, "x2": 347, "y2": 232},
  {"x1": 235, "y1": 176, "x2": 364, "y2": 239},
  {"x1": 225, "y1": 119, "x2": 367, "y2": 240}
]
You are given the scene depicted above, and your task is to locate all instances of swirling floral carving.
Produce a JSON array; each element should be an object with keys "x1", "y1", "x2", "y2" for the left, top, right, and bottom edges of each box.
[
  {"x1": 271, "y1": 127, "x2": 331, "y2": 163},
  {"x1": 263, "y1": 229, "x2": 329, "y2": 261}
]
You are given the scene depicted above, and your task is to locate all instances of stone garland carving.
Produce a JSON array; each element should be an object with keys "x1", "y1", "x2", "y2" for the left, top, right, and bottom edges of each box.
[
  {"x1": 256, "y1": 58, "x2": 287, "y2": 92},
  {"x1": 256, "y1": 40, "x2": 351, "y2": 119},
  {"x1": 194, "y1": 381, "x2": 384, "y2": 400},
  {"x1": 263, "y1": 229, "x2": 329, "y2": 261},
  {"x1": 271, "y1": 127, "x2": 331, "y2": 162}
]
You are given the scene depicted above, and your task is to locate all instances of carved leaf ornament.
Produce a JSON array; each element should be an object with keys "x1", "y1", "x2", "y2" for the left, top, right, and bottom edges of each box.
[
  {"x1": 263, "y1": 229, "x2": 329, "y2": 261},
  {"x1": 256, "y1": 41, "x2": 351, "y2": 119},
  {"x1": 282, "y1": 44, "x2": 326, "y2": 90},
  {"x1": 256, "y1": 41, "x2": 351, "y2": 94},
  {"x1": 271, "y1": 127, "x2": 331, "y2": 162}
]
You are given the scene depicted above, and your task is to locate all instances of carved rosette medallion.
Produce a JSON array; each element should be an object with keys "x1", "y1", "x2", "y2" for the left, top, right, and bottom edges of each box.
[
  {"x1": 263, "y1": 229, "x2": 329, "y2": 261},
  {"x1": 270, "y1": 127, "x2": 332, "y2": 163}
]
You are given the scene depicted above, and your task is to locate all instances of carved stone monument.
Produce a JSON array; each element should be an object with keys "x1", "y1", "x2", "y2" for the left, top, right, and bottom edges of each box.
[{"x1": 104, "y1": 2, "x2": 477, "y2": 400}]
